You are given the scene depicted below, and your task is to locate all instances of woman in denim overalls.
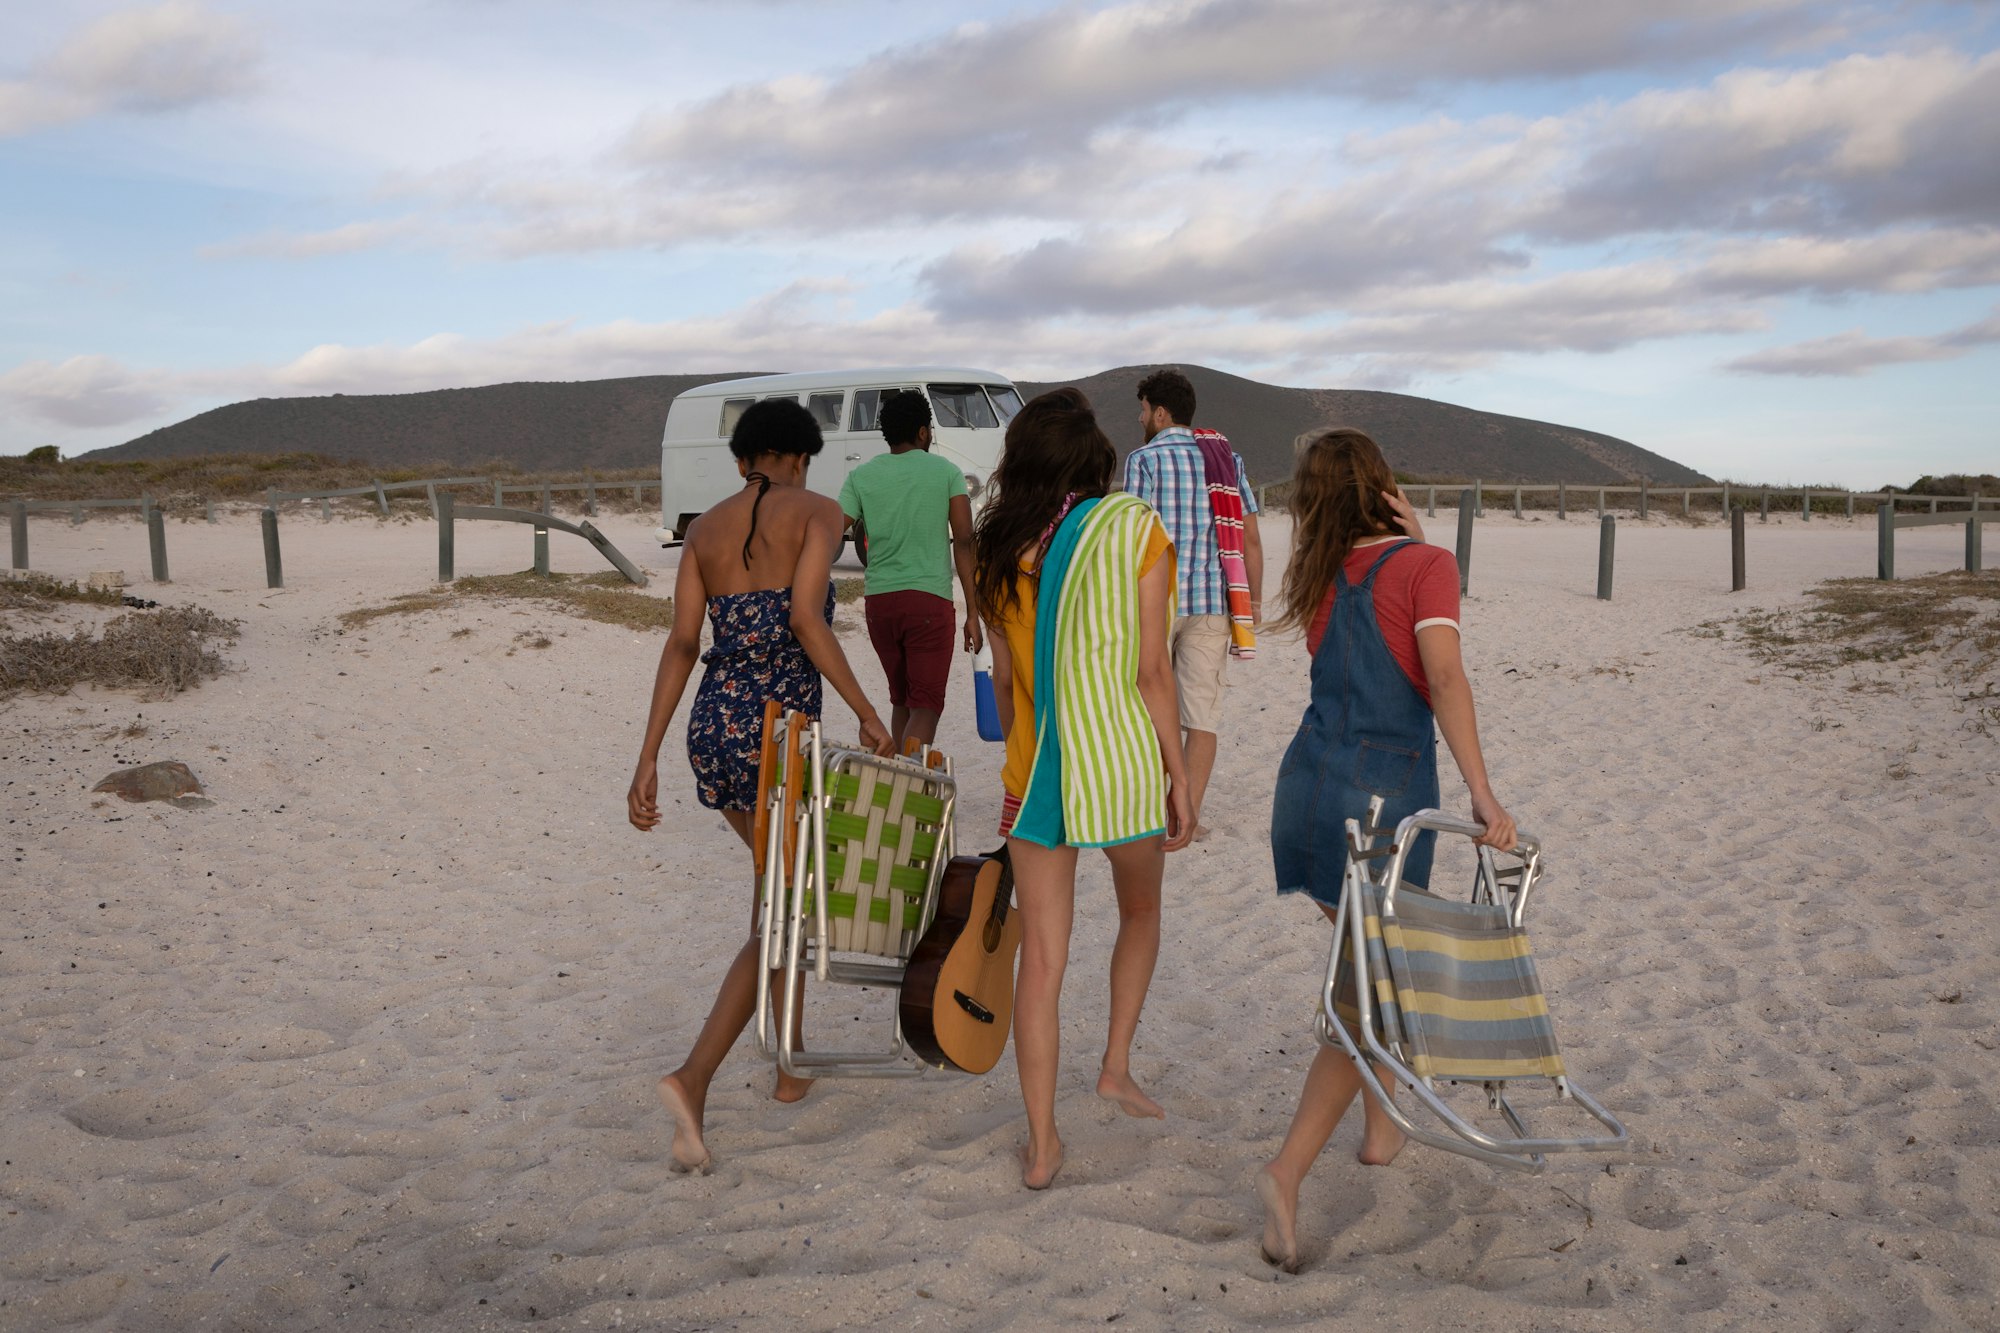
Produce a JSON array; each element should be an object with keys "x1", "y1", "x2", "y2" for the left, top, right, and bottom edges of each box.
[{"x1": 1257, "y1": 428, "x2": 1518, "y2": 1273}]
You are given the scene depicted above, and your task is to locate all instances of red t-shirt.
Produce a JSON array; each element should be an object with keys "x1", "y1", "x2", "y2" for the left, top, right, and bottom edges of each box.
[{"x1": 1308, "y1": 538, "x2": 1461, "y2": 706}]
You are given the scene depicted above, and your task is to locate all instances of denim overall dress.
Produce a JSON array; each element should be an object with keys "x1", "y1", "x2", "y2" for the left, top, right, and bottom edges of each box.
[{"x1": 1271, "y1": 540, "x2": 1439, "y2": 906}]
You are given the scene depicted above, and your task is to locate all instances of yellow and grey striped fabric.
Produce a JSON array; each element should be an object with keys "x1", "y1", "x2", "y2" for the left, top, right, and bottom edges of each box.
[
  {"x1": 1048, "y1": 492, "x2": 1173, "y2": 848},
  {"x1": 1337, "y1": 883, "x2": 1566, "y2": 1082}
]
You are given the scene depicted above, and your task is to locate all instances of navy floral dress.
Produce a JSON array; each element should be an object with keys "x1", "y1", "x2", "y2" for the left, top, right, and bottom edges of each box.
[{"x1": 688, "y1": 585, "x2": 835, "y2": 812}]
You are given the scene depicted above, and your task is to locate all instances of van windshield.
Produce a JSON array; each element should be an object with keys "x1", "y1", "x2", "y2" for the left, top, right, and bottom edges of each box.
[
  {"x1": 985, "y1": 385, "x2": 1023, "y2": 423},
  {"x1": 929, "y1": 383, "x2": 1000, "y2": 429}
]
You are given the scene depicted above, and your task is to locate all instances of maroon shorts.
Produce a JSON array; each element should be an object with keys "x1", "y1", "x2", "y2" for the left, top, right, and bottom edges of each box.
[{"x1": 864, "y1": 589, "x2": 955, "y2": 713}]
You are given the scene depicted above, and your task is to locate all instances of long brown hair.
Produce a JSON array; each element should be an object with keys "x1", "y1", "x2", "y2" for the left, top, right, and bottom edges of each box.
[
  {"x1": 1272, "y1": 427, "x2": 1404, "y2": 636},
  {"x1": 973, "y1": 387, "x2": 1117, "y2": 621}
]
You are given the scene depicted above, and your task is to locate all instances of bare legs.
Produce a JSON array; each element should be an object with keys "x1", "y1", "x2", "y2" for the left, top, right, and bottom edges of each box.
[
  {"x1": 1095, "y1": 837, "x2": 1165, "y2": 1119},
  {"x1": 1183, "y1": 728, "x2": 1217, "y2": 836},
  {"x1": 1009, "y1": 833, "x2": 1167, "y2": 1189},
  {"x1": 656, "y1": 808, "x2": 813, "y2": 1172},
  {"x1": 1258, "y1": 901, "x2": 1405, "y2": 1270},
  {"x1": 890, "y1": 705, "x2": 940, "y2": 751}
]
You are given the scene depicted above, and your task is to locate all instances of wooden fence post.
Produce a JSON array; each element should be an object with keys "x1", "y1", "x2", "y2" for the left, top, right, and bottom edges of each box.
[
  {"x1": 437, "y1": 491, "x2": 455, "y2": 583},
  {"x1": 320, "y1": 497, "x2": 332, "y2": 522},
  {"x1": 1557, "y1": 482, "x2": 1566, "y2": 520},
  {"x1": 1969, "y1": 516, "x2": 1983, "y2": 574},
  {"x1": 492, "y1": 480, "x2": 504, "y2": 506},
  {"x1": 205, "y1": 500, "x2": 216, "y2": 524},
  {"x1": 1846, "y1": 492, "x2": 1855, "y2": 518},
  {"x1": 1721, "y1": 482, "x2": 1730, "y2": 513},
  {"x1": 70, "y1": 502, "x2": 82, "y2": 526},
  {"x1": 1638, "y1": 478, "x2": 1649, "y2": 519},
  {"x1": 1597, "y1": 514, "x2": 1615, "y2": 600},
  {"x1": 1760, "y1": 489, "x2": 1769, "y2": 523},
  {"x1": 585, "y1": 482, "x2": 597, "y2": 517},
  {"x1": 1731, "y1": 506, "x2": 1746, "y2": 591},
  {"x1": 1511, "y1": 486, "x2": 1521, "y2": 519},
  {"x1": 1474, "y1": 480, "x2": 1483, "y2": 518},
  {"x1": 1682, "y1": 488, "x2": 1690, "y2": 518},
  {"x1": 262, "y1": 508, "x2": 283, "y2": 589},
  {"x1": 373, "y1": 479, "x2": 388, "y2": 516},
  {"x1": 1426, "y1": 486, "x2": 1436, "y2": 517},
  {"x1": 425, "y1": 483, "x2": 439, "y2": 520},
  {"x1": 540, "y1": 485, "x2": 552, "y2": 515},
  {"x1": 1877, "y1": 501, "x2": 1894, "y2": 581},
  {"x1": 147, "y1": 506, "x2": 169, "y2": 583},
  {"x1": 534, "y1": 522, "x2": 550, "y2": 577},
  {"x1": 1455, "y1": 490, "x2": 1475, "y2": 594},
  {"x1": 8, "y1": 500, "x2": 26, "y2": 570},
  {"x1": 1800, "y1": 489, "x2": 1810, "y2": 523},
  {"x1": 1596, "y1": 488, "x2": 1604, "y2": 518}
]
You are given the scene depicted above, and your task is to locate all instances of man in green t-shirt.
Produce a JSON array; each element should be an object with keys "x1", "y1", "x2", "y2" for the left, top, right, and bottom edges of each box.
[{"x1": 838, "y1": 390, "x2": 983, "y2": 749}]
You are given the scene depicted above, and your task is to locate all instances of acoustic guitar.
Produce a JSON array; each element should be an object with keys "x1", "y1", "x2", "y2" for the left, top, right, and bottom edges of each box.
[{"x1": 899, "y1": 848, "x2": 1021, "y2": 1074}]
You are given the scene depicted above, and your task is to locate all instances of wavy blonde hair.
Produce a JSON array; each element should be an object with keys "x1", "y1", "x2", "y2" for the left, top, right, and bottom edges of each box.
[{"x1": 1271, "y1": 427, "x2": 1404, "y2": 636}]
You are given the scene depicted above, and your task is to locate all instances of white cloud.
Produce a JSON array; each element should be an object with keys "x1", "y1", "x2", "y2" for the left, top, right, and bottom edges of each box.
[
  {"x1": 624, "y1": 0, "x2": 1816, "y2": 177},
  {"x1": 217, "y1": 0, "x2": 1823, "y2": 258},
  {"x1": 1726, "y1": 306, "x2": 2000, "y2": 376},
  {"x1": 0, "y1": 3, "x2": 258, "y2": 138},
  {"x1": 0, "y1": 355, "x2": 175, "y2": 427}
]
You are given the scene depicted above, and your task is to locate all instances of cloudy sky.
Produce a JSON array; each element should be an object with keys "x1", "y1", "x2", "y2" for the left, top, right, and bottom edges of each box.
[{"x1": 3, "y1": 0, "x2": 1997, "y2": 485}]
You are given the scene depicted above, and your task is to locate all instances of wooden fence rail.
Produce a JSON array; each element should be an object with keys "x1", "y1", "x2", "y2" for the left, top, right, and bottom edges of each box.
[{"x1": 1252, "y1": 483, "x2": 1986, "y2": 522}]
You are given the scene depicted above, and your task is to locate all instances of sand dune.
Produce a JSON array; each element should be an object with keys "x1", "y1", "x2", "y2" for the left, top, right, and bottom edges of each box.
[{"x1": 3, "y1": 507, "x2": 1994, "y2": 1331}]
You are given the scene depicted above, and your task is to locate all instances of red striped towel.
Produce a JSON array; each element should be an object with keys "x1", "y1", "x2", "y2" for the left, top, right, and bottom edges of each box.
[{"x1": 1193, "y1": 428, "x2": 1256, "y2": 660}]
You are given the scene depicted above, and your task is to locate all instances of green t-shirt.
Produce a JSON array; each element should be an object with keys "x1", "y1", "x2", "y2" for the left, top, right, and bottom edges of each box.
[{"x1": 838, "y1": 449, "x2": 969, "y2": 600}]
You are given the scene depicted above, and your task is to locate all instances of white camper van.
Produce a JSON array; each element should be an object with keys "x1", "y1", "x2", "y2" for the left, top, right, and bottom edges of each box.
[{"x1": 656, "y1": 367, "x2": 1023, "y2": 545}]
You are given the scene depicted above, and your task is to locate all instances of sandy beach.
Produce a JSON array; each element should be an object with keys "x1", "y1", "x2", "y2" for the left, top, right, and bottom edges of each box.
[{"x1": 2, "y1": 505, "x2": 1994, "y2": 1331}]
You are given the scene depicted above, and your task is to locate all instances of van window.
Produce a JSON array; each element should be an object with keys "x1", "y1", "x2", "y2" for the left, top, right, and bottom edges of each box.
[
  {"x1": 808, "y1": 391, "x2": 844, "y2": 431},
  {"x1": 985, "y1": 385, "x2": 1023, "y2": 423},
  {"x1": 719, "y1": 397, "x2": 756, "y2": 436},
  {"x1": 929, "y1": 383, "x2": 1000, "y2": 429},
  {"x1": 848, "y1": 387, "x2": 917, "y2": 434}
]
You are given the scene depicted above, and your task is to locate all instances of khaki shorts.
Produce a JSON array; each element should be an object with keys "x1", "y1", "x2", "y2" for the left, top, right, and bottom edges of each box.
[{"x1": 1171, "y1": 614, "x2": 1232, "y2": 733}]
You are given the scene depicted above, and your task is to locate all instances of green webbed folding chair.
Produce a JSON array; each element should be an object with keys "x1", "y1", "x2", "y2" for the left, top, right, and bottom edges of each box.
[
  {"x1": 1321, "y1": 799, "x2": 1628, "y2": 1173},
  {"x1": 752, "y1": 709, "x2": 957, "y2": 1079}
]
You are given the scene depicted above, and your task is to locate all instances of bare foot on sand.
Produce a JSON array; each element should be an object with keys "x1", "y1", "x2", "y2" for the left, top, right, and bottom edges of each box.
[
  {"x1": 1019, "y1": 1139, "x2": 1065, "y2": 1191},
  {"x1": 1356, "y1": 1118, "x2": 1407, "y2": 1167},
  {"x1": 771, "y1": 1070, "x2": 814, "y2": 1104},
  {"x1": 656, "y1": 1073, "x2": 712, "y2": 1174},
  {"x1": 1257, "y1": 1166, "x2": 1301, "y2": 1273},
  {"x1": 1191, "y1": 823, "x2": 1213, "y2": 843},
  {"x1": 1096, "y1": 1068, "x2": 1166, "y2": 1119}
]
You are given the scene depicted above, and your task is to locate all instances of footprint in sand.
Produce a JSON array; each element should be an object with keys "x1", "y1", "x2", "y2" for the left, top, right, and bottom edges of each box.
[{"x1": 62, "y1": 1084, "x2": 212, "y2": 1141}]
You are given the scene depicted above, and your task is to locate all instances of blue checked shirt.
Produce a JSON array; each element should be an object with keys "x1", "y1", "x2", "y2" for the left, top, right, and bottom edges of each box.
[{"x1": 1121, "y1": 426, "x2": 1258, "y2": 616}]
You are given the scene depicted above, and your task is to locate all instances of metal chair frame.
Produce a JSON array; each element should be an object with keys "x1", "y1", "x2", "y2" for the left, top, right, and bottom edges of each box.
[
  {"x1": 1317, "y1": 798, "x2": 1628, "y2": 1173},
  {"x1": 753, "y1": 713, "x2": 957, "y2": 1079}
]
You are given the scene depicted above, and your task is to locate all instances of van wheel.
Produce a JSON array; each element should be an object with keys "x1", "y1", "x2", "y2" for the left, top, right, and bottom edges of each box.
[{"x1": 851, "y1": 521, "x2": 869, "y2": 567}]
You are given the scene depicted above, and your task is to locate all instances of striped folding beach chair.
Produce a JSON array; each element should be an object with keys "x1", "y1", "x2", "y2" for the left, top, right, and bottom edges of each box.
[
  {"x1": 752, "y1": 705, "x2": 958, "y2": 1079},
  {"x1": 1321, "y1": 800, "x2": 1627, "y2": 1173}
]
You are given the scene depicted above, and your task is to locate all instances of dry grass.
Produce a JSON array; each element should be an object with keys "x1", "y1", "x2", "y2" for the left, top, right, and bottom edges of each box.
[
  {"x1": 0, "y1": 451, "x2": 661, "y2": 513},
  {"x1": 0, "y1": 605, "x2": 242, "y2": 699},
  {"x1": 0, "y1": 572, "x2": 123, "y2": 612},
  {"x1": 339, "y1": 570, "x2": 674, "y2": 633},
  {"x1": 1702, "y1": 570, "x2": 2000, "y2": 679}
]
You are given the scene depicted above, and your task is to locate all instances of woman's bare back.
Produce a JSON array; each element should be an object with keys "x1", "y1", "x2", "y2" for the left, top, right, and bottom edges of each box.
[{"x1": 688, "y1": 482, "x2": 839, "y2": 597}]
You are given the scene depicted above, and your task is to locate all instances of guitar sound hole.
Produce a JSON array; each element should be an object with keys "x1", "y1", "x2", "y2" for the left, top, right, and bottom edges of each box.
[{"x1": 953, "y1": 990, "x2": 996, "y2": 1024}]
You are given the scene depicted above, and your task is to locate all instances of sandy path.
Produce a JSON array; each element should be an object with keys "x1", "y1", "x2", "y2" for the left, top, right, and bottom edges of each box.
[{"x1": 2, "y1": 507, "x2": 1993, "y2": 1331}]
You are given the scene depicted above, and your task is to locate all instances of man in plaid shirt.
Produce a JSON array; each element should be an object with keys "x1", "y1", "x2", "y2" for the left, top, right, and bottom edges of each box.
[{"x1": 1124, "y1": 368, "x2": 1263, "y2": 837}]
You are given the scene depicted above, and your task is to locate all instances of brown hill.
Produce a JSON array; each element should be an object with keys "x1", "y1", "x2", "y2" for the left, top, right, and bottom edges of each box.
[
  {"x1": 92, "y1": 374, "x2": 769, "y2": 472},
  {"x1": 86, "y1": 365, "x2": 1705, "y2": 485},
  {"x1": 1017, "y1": 365, "x2": 1708, "y2": 487}
]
